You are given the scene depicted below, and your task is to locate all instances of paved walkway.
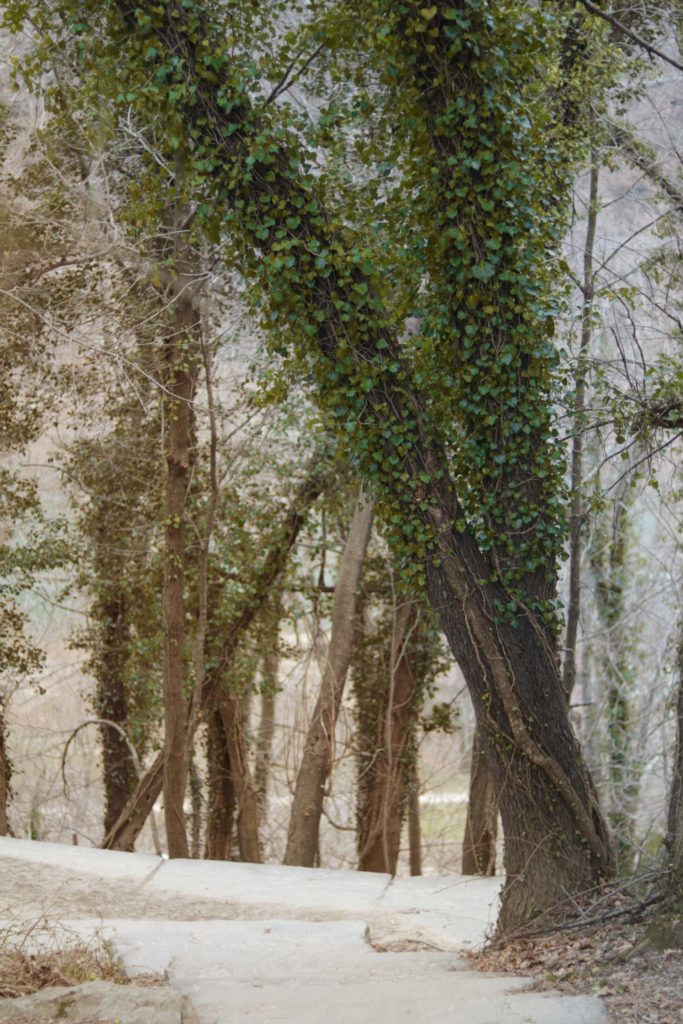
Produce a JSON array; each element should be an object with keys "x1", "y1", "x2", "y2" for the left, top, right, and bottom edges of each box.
[{"x1": 0, "y1": 837, "x2": 605, "y2": 1023}]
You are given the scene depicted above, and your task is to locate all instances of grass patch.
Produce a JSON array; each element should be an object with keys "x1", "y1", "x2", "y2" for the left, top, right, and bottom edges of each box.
[
  {"x1": 0, "y1": 917, "x2": 128, "y2": 999},
  {"x1": 419, "y1": 801, "x2": 468, "y2": 843}
]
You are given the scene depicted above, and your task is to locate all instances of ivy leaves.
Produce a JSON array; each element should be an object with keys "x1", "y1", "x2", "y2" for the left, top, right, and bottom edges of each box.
[{"x1": 3, "y1": 0, "x2": 611, "y2": 607}]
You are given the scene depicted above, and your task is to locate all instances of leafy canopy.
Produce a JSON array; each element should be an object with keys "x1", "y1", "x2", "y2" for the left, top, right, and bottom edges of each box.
[{"x1": 3, "y1": 0, "x2": 616, "y2": 617}]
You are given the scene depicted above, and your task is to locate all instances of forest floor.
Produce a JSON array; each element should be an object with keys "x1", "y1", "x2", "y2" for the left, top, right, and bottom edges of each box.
[
  {"x1": 474, "y1": 912, "x2": 683, "y2": 1024},
  {"x1": 8, "y1": 836, "x2": 681, "y2": 1021},
  {"x1": 0, "y1": 837, "x2": 606, "y2": 1024}
]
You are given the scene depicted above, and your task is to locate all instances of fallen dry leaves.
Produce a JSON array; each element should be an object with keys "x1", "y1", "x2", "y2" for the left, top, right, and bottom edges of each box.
[{"x1": 469, "y1": 917, "x2": 683, "y2": 1024}]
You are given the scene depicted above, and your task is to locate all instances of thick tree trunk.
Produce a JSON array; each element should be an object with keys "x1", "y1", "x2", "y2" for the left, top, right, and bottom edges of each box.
[
  {"x1": 387, "y1": 5, "x2": 612, "y2": 926},
  {"x1": 462, "y1": 726, "x2": 498, "y2": 876},
  {"x1": 95, "y1": 592, "x2": 136, "y2": 842},
  {"x1": 204, "y1": 707, "x2": 235, "y2": 860},
  {"x1": 284, "y1": 492, "x2": 374, "y2": 867},
  {"x1": 425, "y1": 487, "x2": 612, "y2": 933},
  {"x1": 0, "y1": 699, "x2": 9, "y2": 836},
  {"x1": 216, "y1": 687, "x2": 261, "y2": 862},
  {"x1": 161, "y1": 275, "x2": 199, "y2": 859},
  {"x1": 102, "y1": 462, "x2": 329, "y2": 852},
  {"x1": 357, "y1": 602, "x2": 421, "y2": 875}
]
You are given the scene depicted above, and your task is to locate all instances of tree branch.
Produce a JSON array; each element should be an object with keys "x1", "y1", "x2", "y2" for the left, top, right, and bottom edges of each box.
[
  {"x1": 263, "y1": 42, "x2": 326, "y2": 107},
  {"x1": 575, "y1": 0, "x2": 683, "y2": 73},
  {"x1": 606, "y1": 120, "x2": 683, "y2": 211}
]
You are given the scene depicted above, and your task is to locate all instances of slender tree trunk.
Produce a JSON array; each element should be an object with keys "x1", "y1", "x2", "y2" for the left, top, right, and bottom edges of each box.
[
  {"x1": 0, "y1": 699, "x2": 9, "y2": 836},
  {"x1": 563, "y1": 140, "x2": 599, "y2": 699},
  {"x1": 357, "y1": 602, "x2": 421, "y2": 875},
  {"x1": 408, "y1": 775, "x2": 422, "y2": 876},
  {"x1": 102, "y1": 750, "x2": 164, "y2": 852},
  {"x1": 254, "y1": 640, "x2": 279, "y2": 821},
  {"x1": 590, "y1": 478, "x2": 640, "y2": 874},
  {"x1": 462, "y1": 727, "x2": 498, "y2": 876},
  {"x1": 284, "y1": 491, "x2": 374, "y2": 867},
  {"x1": 216, "y1": 687, "x2": 261, "y2": 862},
  {"x1": 102, "y1": 462, "x2": 328, "y2": 852},
  {"x1": 187, "y1": 320, "x2": 219, "y2": 751},
  {"x1": 161, "y1": 272, "x2": 199, "y2": 859},
  {"x1": 253, "y1": 593, "x2": 282, "y2": 820},
  {"x1": 666, "y1": 622, "x2": 683, "y2": 891},
  {"x1": 240, "y1": 692, "x2": 253, "y2": 749},
  {"x1": 579, "y1": 638, "x2": 601, "y2": 781},
  {"x1": 95, "y1": 592, "x2": 136, "y2": 842},
  {"x1": 204, "y1": 707, "x2": 235, "y2": 860},
  {"x1": 188, "y1": 755, "x2": 203, "y2": 858}
]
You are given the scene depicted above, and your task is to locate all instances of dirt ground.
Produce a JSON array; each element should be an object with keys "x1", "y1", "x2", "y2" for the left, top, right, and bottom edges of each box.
[
  {"x1": 0, "y1": 857, "x2": 361, "y2": 924},
  {"x1": 5, "y1": 853, "x2": 680, "y2": 1022},
  {"x1": 473, "y1": 913, "x2": 683, "y2": 1024}
]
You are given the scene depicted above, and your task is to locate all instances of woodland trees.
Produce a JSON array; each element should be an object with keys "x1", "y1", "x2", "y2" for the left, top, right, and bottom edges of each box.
[
  {"x1": 0, "y1": 0, "x2": 682, "y2": 939},
  {"x1": 0, "y1": 117, "x2": 72, "y2": 834},
  {"x1": 57, "y1": 0, "x2": 615, "y2": 932},
  {"x1": 284, "y1": 488, "x2": 374, "y2": 867}
]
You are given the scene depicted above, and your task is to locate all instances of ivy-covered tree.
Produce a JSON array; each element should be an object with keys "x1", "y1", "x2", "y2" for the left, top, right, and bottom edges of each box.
[
  {"x1": 353, "y1": 579, "x2": 450, "y2": 875},
  {"x1": 65, "y1": 395, "x2": 163, "y2": 844},
  {"x1": 2, "y1": 0, "x2": 625, "y2": 930}
]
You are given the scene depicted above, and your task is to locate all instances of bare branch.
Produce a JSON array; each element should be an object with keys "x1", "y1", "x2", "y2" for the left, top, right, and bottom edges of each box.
[{"x1": 576, "y1": 0, "x2": 683, "y2": 73}]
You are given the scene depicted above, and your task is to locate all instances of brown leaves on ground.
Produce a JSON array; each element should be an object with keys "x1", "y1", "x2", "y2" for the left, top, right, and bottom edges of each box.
[{"x1": 469, "y1": 915, "x2": 683, "y2": 1024}]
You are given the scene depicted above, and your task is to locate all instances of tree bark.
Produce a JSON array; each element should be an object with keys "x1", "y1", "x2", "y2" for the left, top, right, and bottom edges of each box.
[
  {"x1": 95, "y1": 592, "x2": 136, "y2": 842},
  {"x1": 424, "y1": 482, "x2": 612, "y2": 933},
  {"x1": 102, "y1": 461, "x2": 329, "y2": 851},
  {"x1": 357, "y1": 602, "x2": 421, "y2": 875},
  {"x1": 204, "y1": 706, "x2": 235, "y2": 860},
  {"x1": 666, "y1": 622, "x2": 683, "y2": 890},
  {"x1": 216, "y1": 687, "x2": 261, "y2": 862},
  {"x1": 0, "y1": 699, "x2": 9, "y2": 836},
  {"x1": 160, "y1": 255, "x2": 200, "y2": 859},
  {"x1": 284, "y1": 491, "x2": 374, "y2": 867},
  {"x1": 562, "y1": 139, "x2": 599, "y2": 699},
  {"x1": 590, "y1": 477, "x2": 640, "y2": 873},
  {"x1": 102, "y1": 750, "x2": 164, "y2": 853},
  {"x1": 462, "y1": 726, "x2": 498, "y2": 876},
  {"x1": 188, "y1": 755, "x2": 203, "y2": 858},
  {"x1": 254, "y1": 641, "x2": 278, "y2": 821},
  {"x1": 408, "y1": 775, "x2": 422, "y2": 876}
]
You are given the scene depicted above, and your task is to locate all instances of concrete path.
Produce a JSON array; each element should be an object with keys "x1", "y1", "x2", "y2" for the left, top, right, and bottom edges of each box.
[{"x1": 0, "y1": 837, "x2": 605, "y2": 1023}]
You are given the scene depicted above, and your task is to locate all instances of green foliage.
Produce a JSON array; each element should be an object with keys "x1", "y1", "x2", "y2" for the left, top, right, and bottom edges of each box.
[
  {"x1": 358, "y1": 1, "x2": 576, "y2": 590},
  {"x1": 0, "y1": 507, "x2": 69, "y2": 679},
  {"x1": 351, "y1": 569, "x2": 450, "y2": 844},
  {"x1": 352, "y1": 541, "x2": 452, "y2": 741},
  {"x1": 0, "y1": 138, "x2": 71, "y2": 682},
  {"x1": 65, "y1": 406, "x2": 164, "y2": 752},
  {"x1": 1, "y1": 1, "x2": 625, "y2": 626}
]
